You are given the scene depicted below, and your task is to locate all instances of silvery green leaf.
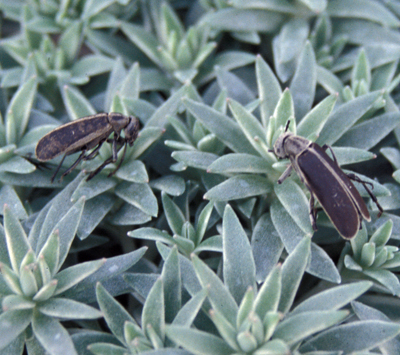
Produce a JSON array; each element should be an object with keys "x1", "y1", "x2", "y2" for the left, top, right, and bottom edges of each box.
[
  {"x1": 115, "y1": 181, "x2": 158, "y2": 217},
  {"x1": 291, "y1": 281, "x2": 372, "y2": 315},
  {"x1": 222, "y1": 206, "x2": 256, "y2": 304},
  {"x1": 381, "y1": 147, "x2": 400, "y2": 170},
  {"x1": 172, "y1": 289, "x2": 207, "y2": 327},
  {"x1": 115, "y1": 159, "x2": 149, "y2": 183},
  {"x1": 96, "y1": 282, "x2": 136, "y2": 344},
  {"x1": 297, "y1": 94, "x2": 337, "y2": 140},
  {"x1": 142, "y1": 278, "x2": 165, "y2": 342},
  {"x1": 109, "y1": 203, "x2": 152, "y2": 225},
  {"x1": 363, "y1": 269, "x2": 400, "y2": 296},
  {"x1": 331, "y1": 147, "x2": 375, "y2": 165},
  {"x1": 172, "y1": 151, "x2": 218, "y2": 170},
  {"x1": 327, "y1": 0, "x2": 400, "y2": 27},
  {"x1": 251, "y1": 213, "x2": 284, "y2": 283},
  {"x1": 273, "y1": 310, "x2": 348, "y2": 346},
  {"x1": 162, "y1": 192, "x2": 185, "y2": 236},
  {"x1": 376, "y1": 183, "x2": 400, "y2": 211},
  {"x1": 37, "y1": 298, "x2": 102, "y2": 319},
  {"x1": 162, "y1": 247, "x2": 181, "y2": 323},
  {"x1": 192, "y1": 254, "x2": 238, "y2": 325},
  {"x1": 300, "y1": 320, "x2": 400, "y2": 353},
  {"x1": 274, "y1": 180, "x2": 313, "y2": 236},
  {"x1": 62, "y1": 85, "x2": 96, "y2": 121},
  {"x1": 77, "y1": 194, "x2": 114, "y2": 239},
  {"x1": 166, "y1": 325, "x2": 234, "y2": 355},
  {"x1": 183, "y1": 98, "x2": 258, "y2": 154},
  {"x1": 32, "y1": 313, "x2": 77, "y2": 355},
  {"x1": 71, "y1": 176, "x2": 117, "y2": 202},
  {"x1": 150, "y1": 175, "x2": 185, "y2": 196},
  {"x1": 290, "y1": 41, "x2": 316, "y2": 120},
  {"x1": 256, "y1": 55, "x2": 282, "y2": 126},
  {"x1": 336, "y1": 112, "x2": 400, "y2": 149},
  {"x1": 204, "y1": 175, "x2": 272, "y2": 201},
  {"x1": 71, "y1": 55, "x2": 115, "y2": 79},
  {"x1": 298, "y1": 0, "x2": 327, "y2": 12},
  {"x1": 0, "y1": 185, "x2": 27, "y2": 220},
  {"x1": 3, "y1": 204, "x2": 30, "y2": 273},
  {"x1": 317, "y1": 91, "x2": 382, "y2": 145},
  {"x1": 203, "y1": 8, "x2": 284, "y2": 32},
  {"x1": 216, "y1": 67, "x2": 255, "y2": 105},
  {"x1": 279, "y1": 236, "x2": 311, "y2": 314},
  {"x1": 316, "y1": 65, "x2": 344, "y2": 94},
  {"x1": 0, "y1": 310, "x2": 32, "y2": 350}
]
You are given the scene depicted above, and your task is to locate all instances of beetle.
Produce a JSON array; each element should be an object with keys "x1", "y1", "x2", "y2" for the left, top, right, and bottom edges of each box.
[
  {"x1": 36, "y1": 112, "x2": 140, "y2": 182},
  {"x1": 272, "y1": 121, "x2": 383, "y2": 239}
]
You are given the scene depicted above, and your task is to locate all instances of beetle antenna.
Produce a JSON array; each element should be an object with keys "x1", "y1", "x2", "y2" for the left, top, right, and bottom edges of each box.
[{"x1": 285, "y1": 120, "x2": 290, "y2": 132}]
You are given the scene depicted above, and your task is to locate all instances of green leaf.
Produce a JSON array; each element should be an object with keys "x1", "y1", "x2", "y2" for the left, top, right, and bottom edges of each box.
[
  {"x1": 279, "y1": 236, "x2": 311, "y2": 314},
  {"x1": 37, "y1": 298, "x2": 102, "y2": 319},
  {"x1": 274, "y1": 180, "x2": 314, "y2": 236},
  {"x1": 166, "y1": 325, "x2": 233, "y2": 355},
  {"x1": 162, "y1": 247, "x2": 181, "y2": 323},
  {"x1": 172, "y1": 289, "x2": 207, "y2": 327},
  {"x1": 3, "y1": 204, "x2": 30, "y2": 273},
  {"x1": 256, "y1": 55, "x2": 282, "y2": 127},
  {"x1": 96, "y1": 282, "x2": 136, "y2": 344},
  {"x1": 297, "y1": 94, "x2": 337, "y2": 139},
  {"x1": 150, "y1": 175, "x2": 185, "y2": 196},
  {"x1": 54, "y1": 259, "x2": 105, "y2": 295},
  {"x1": 290, "y1": 41, "x2": 316, "y2": 120},
  {"x1": 115, "y1": 181, "x2": 158, "y2": 217},
  {"x1": 162, "y1": 192, "x2": 186, "y2": 236},
  {"x1": 207, "y1": 153, "x2": 270, "y2": 175},
  {"x1": 172, "y1": 151, "x2": 218, "y2": 170},
  {"x1": 274, "y1": 310, "x2": 348, "y2": 346},
  {"x1": 316, "y1": 65, "x2": 344, "y2": 94},
  {"x1": 71, "y1": 55, "x2": 115, "y2": 79},
  {"x1": 291, "y1": 281, "x2": 372, "y2": 315},
  {"x1": 6, "y1": 76, "x2": 37, "y2": 143},
  {"x1": 61, "y1": 85, "x2": 96, "y2": 121},
  {"x1": 142, "y1": 278, "x2": 165, "y2": 342},
  {"x1": 114, "y1": 159, "x2": 149, "y2": 183},
  {"x1": 59, "y1": 21, "x2": 82, "y2": 63},
  {"x1": 316, "y1": 91, "x2": 381, "y2": 145},
  {"x1": 300, "y1": 320, "x2": 400, "y2": 353},
  {"x1": 0, "y1": 185, "x2": 28, "y2": 220},
  {"x1": 203, "y1": 8, "x2": 284, "y2": 32},
  {"x1": 335, "y1": 112, "x2": 400, "y2": 149},
  {"x1": 0, "y1": 309, "x2": 32, "y2": 350},
  {"x1": 205, "y1": 175, "x2": 272, "y2": 201},
  {"x1": 192, "y1": 254, "x2": 238, "y2": 325},
  {"x1": 222, "y1": 205, "x2": 256, "y2": 304},
  {"x1": 32, "y1": 313, "x2": 77, "y2": 355},
  {"x1": 327, "y1": 0, "x2": 400, "y2": 27},
  {"x1": 183, "y1": 98, "x2": 258, "y2": 154},
  {"x1": 121, "y1": 22, "x2": 163, "y2": 68}
]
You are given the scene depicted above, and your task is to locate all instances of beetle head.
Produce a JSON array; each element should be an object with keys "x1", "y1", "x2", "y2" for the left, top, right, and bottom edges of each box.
[
  {"x1": 273, "y1": 132, "x2": 293, "y2": 159},
  {"x1": 125, "y1": 117, "x2": 140, "y2": 146}
]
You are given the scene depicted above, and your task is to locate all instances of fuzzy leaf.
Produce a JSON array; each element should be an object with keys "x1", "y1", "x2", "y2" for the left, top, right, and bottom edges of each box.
[
  {"x1": 207, "y1": 153, "x2": 270, "y2": 175},
  {"x1": 300, "y1": 320, "x2": 400, "y2": 353},
  {"x1": 204, "y1": 175, "x2": 272, "y2": 201},
  {"x1": 32, "y1": 313, "x2": 77, "y2": 355},
  {"x1": 222, "y1": 205, "x2": 256, "y2": 304},
  {"x1": 172, "y1": 151, "x2": 218, "y2": 170},
  {"x1": 37, "y1": 298, "x2": 102, "y2": 319},
  {"x1": 0, "y1": 309, "x2": 32, "y2": 350},
  {"x1": 162, "y1": 247, "x2": 181, "y2": 323},
  {"x1": 142, "y1": 278, "x2": 165, "y2": 341},
  {"x1": 290, "y1": 41, "x2": 316, "y2": 120},
  {"x1": 316, "y1": 91, "x2": 381, "y2": 145},
  {"x1": 61, "y1": 85, "x2": 96, "y2": 121}
]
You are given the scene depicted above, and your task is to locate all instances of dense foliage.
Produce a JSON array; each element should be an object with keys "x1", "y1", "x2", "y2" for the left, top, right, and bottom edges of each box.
[{"x1": 1, "y1": 0, "x2": 400, "y2": 354}]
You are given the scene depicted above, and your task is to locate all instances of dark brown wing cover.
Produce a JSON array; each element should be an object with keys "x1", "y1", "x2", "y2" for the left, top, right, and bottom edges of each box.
[
  {"x1": 36, "y1": 114, "x2": 111, "y2": 161},
  {"x1": 297, "y1": 143, "x2": 369, "y2": 239}
]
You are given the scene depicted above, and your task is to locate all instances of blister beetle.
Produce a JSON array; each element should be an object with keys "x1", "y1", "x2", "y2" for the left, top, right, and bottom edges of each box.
[
  {"x1": 272, "y1": 122, "x2": 383, "y2": 239},
  {"x1": 36, "y1": 112, "x2": 140, "y2": 182}
]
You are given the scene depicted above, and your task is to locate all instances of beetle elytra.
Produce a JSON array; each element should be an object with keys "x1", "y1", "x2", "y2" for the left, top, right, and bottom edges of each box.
[{"x1": 36, "y1": 112, "x2": 140, "y2": 182}]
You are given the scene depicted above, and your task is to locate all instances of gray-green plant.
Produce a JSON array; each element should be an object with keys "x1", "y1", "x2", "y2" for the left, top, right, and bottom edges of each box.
[{"x1": 1, "y1": 1, "x2": 400, "y2": 355}]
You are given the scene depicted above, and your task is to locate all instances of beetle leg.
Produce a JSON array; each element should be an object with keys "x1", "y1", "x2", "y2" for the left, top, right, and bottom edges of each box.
[
  {"x1": 84, "y1": 141, "x2": 105, "y2": 161},
  {"x1": 86, "y1": 134, "x2": 120, "y2": 181},
  {"x1": 58, "y1": 150, "x2": 87, "y2": 182},
  {"x1": 277, "y1": 165, "x2": 293, "y2": 184},
  {"x1": 347, "y1": 173, "x2": 384, "y2": 217},
  {"x1": 322, "y1": 144, "x2": 339, "y2": 165},
  {"x1": 50, "y1": 154, "x2": 67, "y2": 182},
  {"x1": 108, "y1": 142, "x2": 127, "y2": 177}
]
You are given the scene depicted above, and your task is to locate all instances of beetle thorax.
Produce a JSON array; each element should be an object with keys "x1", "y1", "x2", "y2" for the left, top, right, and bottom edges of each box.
[{"x1": 274, "y1": 132, "x2": 310, "y2": 158}]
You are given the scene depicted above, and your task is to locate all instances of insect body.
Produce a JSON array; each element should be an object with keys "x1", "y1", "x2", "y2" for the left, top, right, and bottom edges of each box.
[
  {"x1": 36, "y1": 113, "x2": 140, "y2": 182},
  {"x1": 273, "y1": 126, "x2": 383, "y2": 239}
]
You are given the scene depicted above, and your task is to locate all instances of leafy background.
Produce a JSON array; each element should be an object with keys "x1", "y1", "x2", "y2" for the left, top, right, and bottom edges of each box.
[{"x1": 1, "y1": 0, "x2": 400, "y2": 354}]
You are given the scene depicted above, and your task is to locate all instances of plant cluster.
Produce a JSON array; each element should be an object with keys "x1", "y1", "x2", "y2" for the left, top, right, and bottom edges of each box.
[{"x1": 1, "y1": 0, "x2": 400, "y2": 354}]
